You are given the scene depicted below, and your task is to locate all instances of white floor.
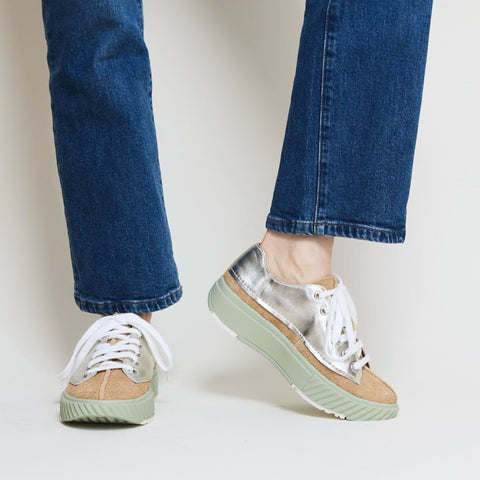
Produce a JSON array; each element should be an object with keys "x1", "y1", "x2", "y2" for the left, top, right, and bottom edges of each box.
[{"x1": 2, "y1": 295, "x2": 478, "y2": 480}]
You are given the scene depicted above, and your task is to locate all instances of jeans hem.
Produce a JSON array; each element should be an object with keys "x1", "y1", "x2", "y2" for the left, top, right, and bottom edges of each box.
[
  {"x1": 74, "y1": 285, "x2": 183, "y2": 315},
  {"x1": 266, "y1": 215, "x2": 405, "y2": 244}
]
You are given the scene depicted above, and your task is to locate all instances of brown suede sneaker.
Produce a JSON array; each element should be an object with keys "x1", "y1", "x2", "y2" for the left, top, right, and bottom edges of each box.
[
  {"x1": 208, "y1": 244, "x2": 398, "y2": 420},
  {"x1": 59, "y1": 313, "x2": 172, "y2": 424}
]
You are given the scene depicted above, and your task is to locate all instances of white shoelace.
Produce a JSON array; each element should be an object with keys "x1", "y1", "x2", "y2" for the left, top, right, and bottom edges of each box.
[
  {"x1": 59, "y1": 313, "x2": 173, "y2": 383},
  {"x1": 314, "y1": 279, "x2": 370, "y2": 371}
]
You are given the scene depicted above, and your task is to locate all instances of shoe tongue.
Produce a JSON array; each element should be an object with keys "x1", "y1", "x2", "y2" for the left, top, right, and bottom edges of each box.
[{"x1": 314, "y1": 274, "x2": 337, "y2": 290}]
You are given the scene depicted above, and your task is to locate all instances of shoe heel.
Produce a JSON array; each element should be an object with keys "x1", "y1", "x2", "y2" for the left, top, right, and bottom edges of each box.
[{"x1": 208, "y1": 276, "x2": 310, "y2": 387}]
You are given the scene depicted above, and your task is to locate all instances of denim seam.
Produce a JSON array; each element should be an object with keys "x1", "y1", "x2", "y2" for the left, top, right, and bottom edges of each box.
[
  {"x1": 74, "y1": 284, "x2": 183, "y2": 307},
  {"x1": 137, "y1": 0, "x2": 144, "y2": 35},
  {"x1": 266, "y1": 214, "x2": 404, "y2": 234},
  {"x1": 314, "y1": 0, "x2": 335, "y2": 227}
]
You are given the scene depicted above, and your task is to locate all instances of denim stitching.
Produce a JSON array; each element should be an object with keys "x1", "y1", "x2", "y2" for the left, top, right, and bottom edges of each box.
[
  {"x1": 74, "y1": 285, "x2": 183, "y2": 307},
  {"x1": 137, "y1": 0, "x2": 144, "y2": 36},
  {"x1": 314, "y1": 0, "x2": 335, "y2": 227},
  {"x1": 267, "y1": 214, "x2": 405, "y2": 234}
]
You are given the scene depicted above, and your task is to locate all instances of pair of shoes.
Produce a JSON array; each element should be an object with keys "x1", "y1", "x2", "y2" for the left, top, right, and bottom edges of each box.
[{"x1": 60, "y1": 243, "x2": 398, "y2": 424}]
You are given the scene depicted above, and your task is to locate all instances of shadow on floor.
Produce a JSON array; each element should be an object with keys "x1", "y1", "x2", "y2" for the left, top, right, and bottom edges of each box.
[{"x1": 199, "y1": 362, "x2": 337, "y2": 420}]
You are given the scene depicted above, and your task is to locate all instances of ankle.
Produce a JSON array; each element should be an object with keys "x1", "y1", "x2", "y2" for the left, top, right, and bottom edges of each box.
[
  {"x1": 260, "y1": 230, "x2": 334, "y2": 284},
  {"x1": 138, "y1": 312, "x2": 152, "y2": 323}
]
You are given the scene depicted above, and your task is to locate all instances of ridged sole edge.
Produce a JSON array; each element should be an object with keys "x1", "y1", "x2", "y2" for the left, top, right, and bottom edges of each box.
[
  {"x1": 60, "y1": 370, "x2": 159, "y2": 425},
  {"x1": 208, "y1": 277, "x2": 398, "y2": 421}
]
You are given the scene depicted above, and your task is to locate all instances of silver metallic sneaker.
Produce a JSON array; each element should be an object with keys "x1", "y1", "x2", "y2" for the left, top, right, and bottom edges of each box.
[
  {"x1": 59, "y1": 313, "x2": 172, "y2": 424},
  {"x1": 208, "y1": 243, "x2": 398, "y2": 420}
]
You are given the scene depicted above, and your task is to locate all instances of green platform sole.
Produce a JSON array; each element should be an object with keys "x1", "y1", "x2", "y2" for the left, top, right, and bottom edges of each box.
[
  {"x1": 60, "y1": 369, "x2": 159, "y2": 425},
  {"x1": 208, "y1": 276, "x2": 398, "y2": 421}
]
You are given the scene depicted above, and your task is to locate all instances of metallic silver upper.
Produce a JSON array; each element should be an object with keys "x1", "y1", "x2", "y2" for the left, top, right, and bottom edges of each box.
[{"x1": 229, "y1": 243, "x2": 364, "y2": 383}]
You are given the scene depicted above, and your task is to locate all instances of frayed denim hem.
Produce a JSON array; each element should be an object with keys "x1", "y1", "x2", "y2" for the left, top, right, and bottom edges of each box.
[
  {"x1": 266, "y1": 215, "x2": 405, "y2": 244},
  {"x1": 74, "y1": 285, "x2": 183, "y2": 315}
]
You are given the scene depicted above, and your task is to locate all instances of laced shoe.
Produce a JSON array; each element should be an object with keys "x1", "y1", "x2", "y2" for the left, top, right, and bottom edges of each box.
[
  {"x1": 208, "y1": 243, "x2": 398, "y2": 420},
  {"x1": 59, "y1": 313, "x2": 172, "y2": 424}
]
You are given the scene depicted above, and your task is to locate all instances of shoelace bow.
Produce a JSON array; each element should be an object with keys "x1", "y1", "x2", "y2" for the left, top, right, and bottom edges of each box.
[
  {"x1": 314, "y1": 279, "x2": 370, "y2": 371},
  {"x1": 59, "y1": 313, "x2": 172, "y2": 383}
]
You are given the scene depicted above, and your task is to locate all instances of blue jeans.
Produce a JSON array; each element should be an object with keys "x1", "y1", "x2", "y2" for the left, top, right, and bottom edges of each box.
[{"x1": 41, "y1": 0, "x2": 433, "y2": 315}]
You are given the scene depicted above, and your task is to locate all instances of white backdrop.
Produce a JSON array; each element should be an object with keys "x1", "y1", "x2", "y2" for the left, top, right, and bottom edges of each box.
[{"x1": 0, "y1": 1, "x2": 478, "y2": 479}]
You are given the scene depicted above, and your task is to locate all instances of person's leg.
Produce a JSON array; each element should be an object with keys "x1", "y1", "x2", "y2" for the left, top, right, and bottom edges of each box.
[
  {"x1": 267, "y1": 0, "x2": 433, "y2": 245},
  {"x1": 263, "y1": 0, "x2": 433, "y2": 282},
  {"x1": 41, "y1": 0, "x2": 179, "y2": 424},
  {"x1": 42, "y1": 0, "x2": 181, "y2": 317},
  {"x1": 260, "y1": 231, "x2": 333, "y2": 284},
  {"x1": 210, "y1": 0, "x2": 433, "y2": 420}
]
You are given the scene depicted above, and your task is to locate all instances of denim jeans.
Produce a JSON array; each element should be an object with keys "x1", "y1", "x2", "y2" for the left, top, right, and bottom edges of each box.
[{"x1": 41, "y1": 0, "x2": 433, "y2": 315}]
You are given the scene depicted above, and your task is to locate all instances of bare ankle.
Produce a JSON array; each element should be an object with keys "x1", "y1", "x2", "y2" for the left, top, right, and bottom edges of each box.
[
  {"x1": 138, "y1": 312, "x2": 152, "y2": 322},
  {"x1": 260, "y1": 230, "x2": 334, "y2": 284}
]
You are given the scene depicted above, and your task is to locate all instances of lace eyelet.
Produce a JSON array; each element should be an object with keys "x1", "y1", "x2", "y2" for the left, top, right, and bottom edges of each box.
[
  {"x1": 132, "y1": 368, "x2": 138, "y2": 374},
  {"x1": 313, "y1": 291, "x2": 322, "y2": 301},
  {"x1": 319, "y1": 306, "x2": 329, "y2": 316},
  {"x1": 340, "y1": 346, "x2": 350, "y2": 357}
]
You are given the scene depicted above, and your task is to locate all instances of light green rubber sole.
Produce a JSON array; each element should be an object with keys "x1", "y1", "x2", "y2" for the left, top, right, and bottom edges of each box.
[
  {"x1": 60, "y1": 369, "x2": 159, "y2": 425},
  {"x1": 208, "y1": 277, "x2": 399, "y2": 421}
]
